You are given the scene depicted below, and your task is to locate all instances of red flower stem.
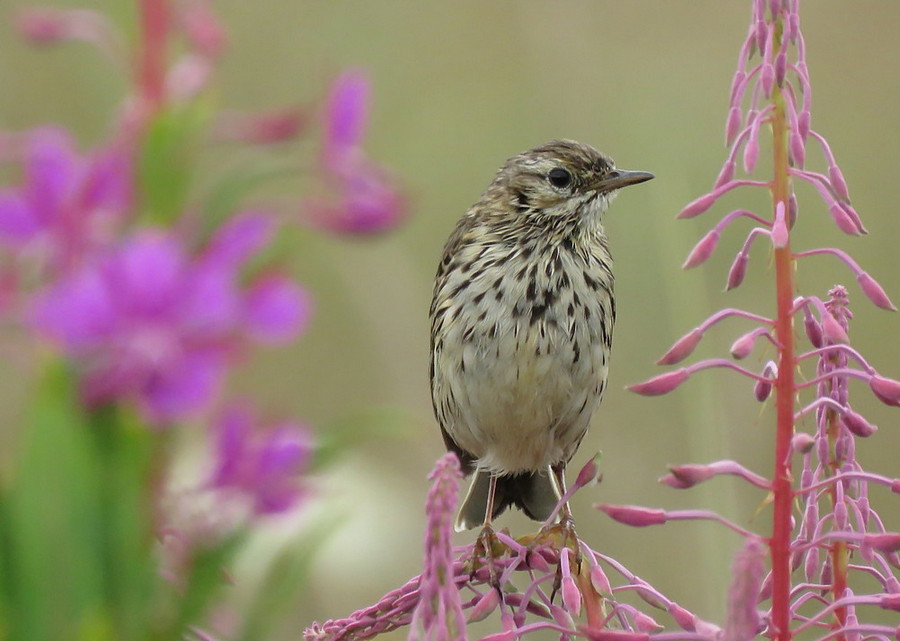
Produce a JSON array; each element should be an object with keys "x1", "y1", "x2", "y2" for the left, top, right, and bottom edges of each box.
[
  {"x1": 136, "y1": 0, "x2": 170, "y2": 119},
  {"x1": 769, "y1": 18, "x2": 795, "y2": 641}
]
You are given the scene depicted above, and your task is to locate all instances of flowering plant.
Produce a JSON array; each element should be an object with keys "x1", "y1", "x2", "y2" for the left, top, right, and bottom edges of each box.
[
  {"x1": 307, "y1": 3, "x2": 899, "y2": 641},
  {"x1": 0, "y1": 2, "x2": 407, "y2": 640}
]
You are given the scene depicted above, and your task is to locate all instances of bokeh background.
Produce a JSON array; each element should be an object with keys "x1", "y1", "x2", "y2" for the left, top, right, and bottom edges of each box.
[{"x1": 2, "y1": 1, "x2": 899, "y2": 639}]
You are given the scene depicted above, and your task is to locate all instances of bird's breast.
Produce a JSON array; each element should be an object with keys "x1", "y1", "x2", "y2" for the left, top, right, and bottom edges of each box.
[{"x1": 430, "y1": 233, "x2": 615, "y2": 473}]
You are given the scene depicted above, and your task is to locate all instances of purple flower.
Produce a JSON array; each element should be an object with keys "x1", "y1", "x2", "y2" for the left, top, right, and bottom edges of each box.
[
  {"x1": 305, "y1": 70, "x2": 408, "y2": 236},
  {"x1": 210, "y1": 404, "x2": 312, "y2": 515},
  {"x1": 0, "y1": 127, "x2": 131, "y2": 273},
  {"x1": 31, "y1": 223, "x2": 310, "y2": 424}
]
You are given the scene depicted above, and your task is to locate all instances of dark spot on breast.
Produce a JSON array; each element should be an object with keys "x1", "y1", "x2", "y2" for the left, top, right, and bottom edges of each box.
[
  {"x1": 530, "y1": 304, "x2": 547, "y2": 325},
  {"x1": 473, "y1": 292, "x2": 485, "y2": 305},
  {"x1": 526, "y1": 280, "x2": 537, "y2": 301}
]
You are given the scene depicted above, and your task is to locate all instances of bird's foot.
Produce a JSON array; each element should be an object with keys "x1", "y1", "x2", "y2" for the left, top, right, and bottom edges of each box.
[
  {"x1": 531, "y1": 516, "x2": 581, "y2": 602},
  {"x1": 470, "y1": 524, "x2": 503, "y2": 592}
]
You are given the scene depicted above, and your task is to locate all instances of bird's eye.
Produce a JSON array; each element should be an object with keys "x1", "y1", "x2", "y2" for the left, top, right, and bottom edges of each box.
[{"x1": 548, "y1": 167, "x2": 572, "y2": 189}]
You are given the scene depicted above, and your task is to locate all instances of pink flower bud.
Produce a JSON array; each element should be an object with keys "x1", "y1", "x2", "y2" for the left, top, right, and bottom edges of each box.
[
  {"x1": 574, "y1": 453, "x2": 602, "y2": 489},
  {"x1": 797, "y1": 109, "x2": 811, "y2": 139},
  {"x1": 627, "y1": 369, "x2": 690, "y2": 396},
  {"x1": 590, "y1": 564, "x2": 612, "y2": 595},
  {"x1": 743, "y1": 136, "x2": 760, "y2": 174},
  {"x1": 726, "y1": 250, "x2": 749, "y2": 291},
  {"x1": 804, "y1": 313, "x2": 824, "y2": 348},
  {"x1": 789, "y1": 130, "x2": 806, "y2": 167},
  {"x1": 879, "y1": 594, "x2": 900, "y2": 612},
  {"x1": 834, "y1": 499, "x2": 849, "y2": 530},
  {"x1": 857, "y1": 272, "x2": 897, "y2": 311},
  {"x1": 683, "y1": 230, "x2": 721, "y2": 269},
  {"x1": 804, "y1": 547, "x2": 820, "y2": 582},
  {"x1": 829, "y1": 164, "x2": 850, "y2": 202},
  {"x1": 774, "y1": 51, "x2": 787, "y2": 86},
  {"x1": 862, "y1": 533, "x2": 900, "y2": 553},
  {"x1": 787, "y1": 192, "x2": 798, "y2": 228},
  {"x1": 869, "y1": 375, "x2": 900, "y2": 407},
  {"x1": 658, "y1": 328, "x2": 703, "y2": 365},
  {"x1": 821, "y1": 313, "x2": 849, "y2": 344},
  {"x1": 561, "y1": 575, "x2": 581, "y2": 617},
  {"x1": 596, "y1": 504, "x2": 667, "y2": 527},
  {"x1": 791, "y1": 432, "x2": 815, "y2": 454},
  {"x1": 829, "y1": 203, "x2": 861, "y2": 236},
  {"x1": 730, "y1": 330, "x2": 759, "y2": 360},
  {"x1": 666, "y1": 464, "x2": 714, "y2": 488},
  {"x1": 668, "y1": 603, "x2": 697, "y2": 631},
  {"x1": 761, "y1": 63, "x2": 775, "y2": 97},
  {"x1": 679, "y1": 192, "x2": 718, "y2": 219},
  {"x1": 770, "y1": 201, "x2": 789, "y2": 248},
  {"x1": 714, "y1": 160, "x2": 736, "y2": 190},
  {"x1": 467, "y1": 589, "x2": 500, "y2": 623},
  {"x1": 725, "y1": 108, "x2": 743, "y2": 146},
  {"x1": 755, "y1": 361, "x2": 777, "y2": 402},
  {"x1": 633, "y1": 612, "x2": 663, "y2": 633}
]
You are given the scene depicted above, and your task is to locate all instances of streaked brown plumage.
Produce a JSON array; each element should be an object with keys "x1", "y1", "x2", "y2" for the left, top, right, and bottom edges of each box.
[{"x1": 429, "y1": 139, "x2": 653, "y2": 532}]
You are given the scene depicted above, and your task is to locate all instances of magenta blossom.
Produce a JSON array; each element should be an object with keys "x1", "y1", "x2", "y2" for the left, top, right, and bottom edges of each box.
[
  {"x1": 31, "y1": 221, "x2": 310, "y2": 425},
  {"x1": 0, "y1": 127, "x2": 131, "y2": 273},
  {"x1": 210, "y1": 403, "x2": 313, "y2": 515},
  {"x1": 306, "y1": 69, "x2": 408, "y2": 235}
]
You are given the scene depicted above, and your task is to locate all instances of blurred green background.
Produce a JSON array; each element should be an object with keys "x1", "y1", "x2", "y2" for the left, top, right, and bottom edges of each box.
[{"x1": 2, "y1": 1, "x2": 899, "y2": 639}]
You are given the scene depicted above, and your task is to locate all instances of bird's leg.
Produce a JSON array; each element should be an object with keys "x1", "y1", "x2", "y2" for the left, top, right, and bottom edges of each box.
[
  {"x1": 536, "y1": 463, "x2": 581, "y2": 602},
  {"x1": 472, "y1": 474, "x2": 501, "y2": 591}
]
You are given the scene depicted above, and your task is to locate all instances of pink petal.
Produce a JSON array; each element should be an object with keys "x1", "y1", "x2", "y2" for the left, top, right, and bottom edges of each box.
[
  {"x1": 109, "y1": 232, "x2": 186, "y2": 315},
  {"x1": 204, "y1": 210, "x2": 276, "y2": 268},
  {"x1": 142, "y1": 350, "x2": 224, "y2": 425},
  {"x1": 243, "y1": 276, "x2": 312, "y2": 343},
  {"x1": 323, "y1": 69, "x2": 370, "y2": 161},
  {"x1": 0, "y1": 191, "x2": 40, "y2": 243}
]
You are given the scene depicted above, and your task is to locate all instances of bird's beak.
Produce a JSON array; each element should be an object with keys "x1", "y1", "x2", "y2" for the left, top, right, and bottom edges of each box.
[{"x1": 592, "y1": 169, "x2": 655, "y2": 193}]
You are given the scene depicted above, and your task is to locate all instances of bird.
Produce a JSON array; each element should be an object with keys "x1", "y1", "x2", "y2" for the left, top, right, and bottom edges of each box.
[{"x1": 429, "y1": 139, "x2": 653, "y2": 536}]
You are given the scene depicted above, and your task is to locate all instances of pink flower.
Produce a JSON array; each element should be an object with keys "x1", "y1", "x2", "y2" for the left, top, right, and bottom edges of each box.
[
  {"x1": 31, "y1": 224, "x2": 310, "y2": 424},
  {"x1": 0, "y1": 127, "x2": 131, "y2": 272},
  {"x1": 306, "y1": 69, "x2": 408, "y2": 235},
  {"x1": 210, "y1": 404, "x2": 313, "y2": 514}
]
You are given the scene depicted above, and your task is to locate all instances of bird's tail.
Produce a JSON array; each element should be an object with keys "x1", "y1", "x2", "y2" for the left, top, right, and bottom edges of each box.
[{"x1": 454, "y1": 466, "x2": 563, "y2": 531}]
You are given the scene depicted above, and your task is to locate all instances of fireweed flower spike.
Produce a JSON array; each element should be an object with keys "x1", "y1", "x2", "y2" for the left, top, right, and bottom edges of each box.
[
  {"x1": 627, "y1": 4, "x2": 899, "y2": 641},
  {"x1": 306, "y1": 456, "x2": 726, "y2": 641}
]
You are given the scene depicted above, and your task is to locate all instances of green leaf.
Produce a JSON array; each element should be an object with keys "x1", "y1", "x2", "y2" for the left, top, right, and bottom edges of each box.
[
  {"x1": 138, "y1": 104, "x2": 209, "y2": 225},
  {"x1": 86, "y1": 406, "x2": 159, "y2": 641},
  {"x1": 2, "y1": 361, "x2": 106, "y2": 641}
]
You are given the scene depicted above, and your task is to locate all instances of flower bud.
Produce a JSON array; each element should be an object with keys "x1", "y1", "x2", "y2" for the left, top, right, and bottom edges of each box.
[
  {"x1": 596, "y1": 504, "x2": 667, "y2": 527},
  {"x1": 726, "y1": 250, "x2": 749, "y2": 291},
  {"x1": 842, "y1": 409, "x2": 877, "y2": 437},
  {"x1": 683, "y1": 230, "x2": 721, "y2": 270},
  {"x1": 628, "y1": 369, "x2": 690, "y2": 396},
  {"x1": 679, "y1": 192, "x2": 717, "y2": 219},
  {"x1": 658, "y1": 329, "x2": 703, "y2": 365},
  {"x1": 857, "y1": 272, "x2": 897, "y2": 311}
]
